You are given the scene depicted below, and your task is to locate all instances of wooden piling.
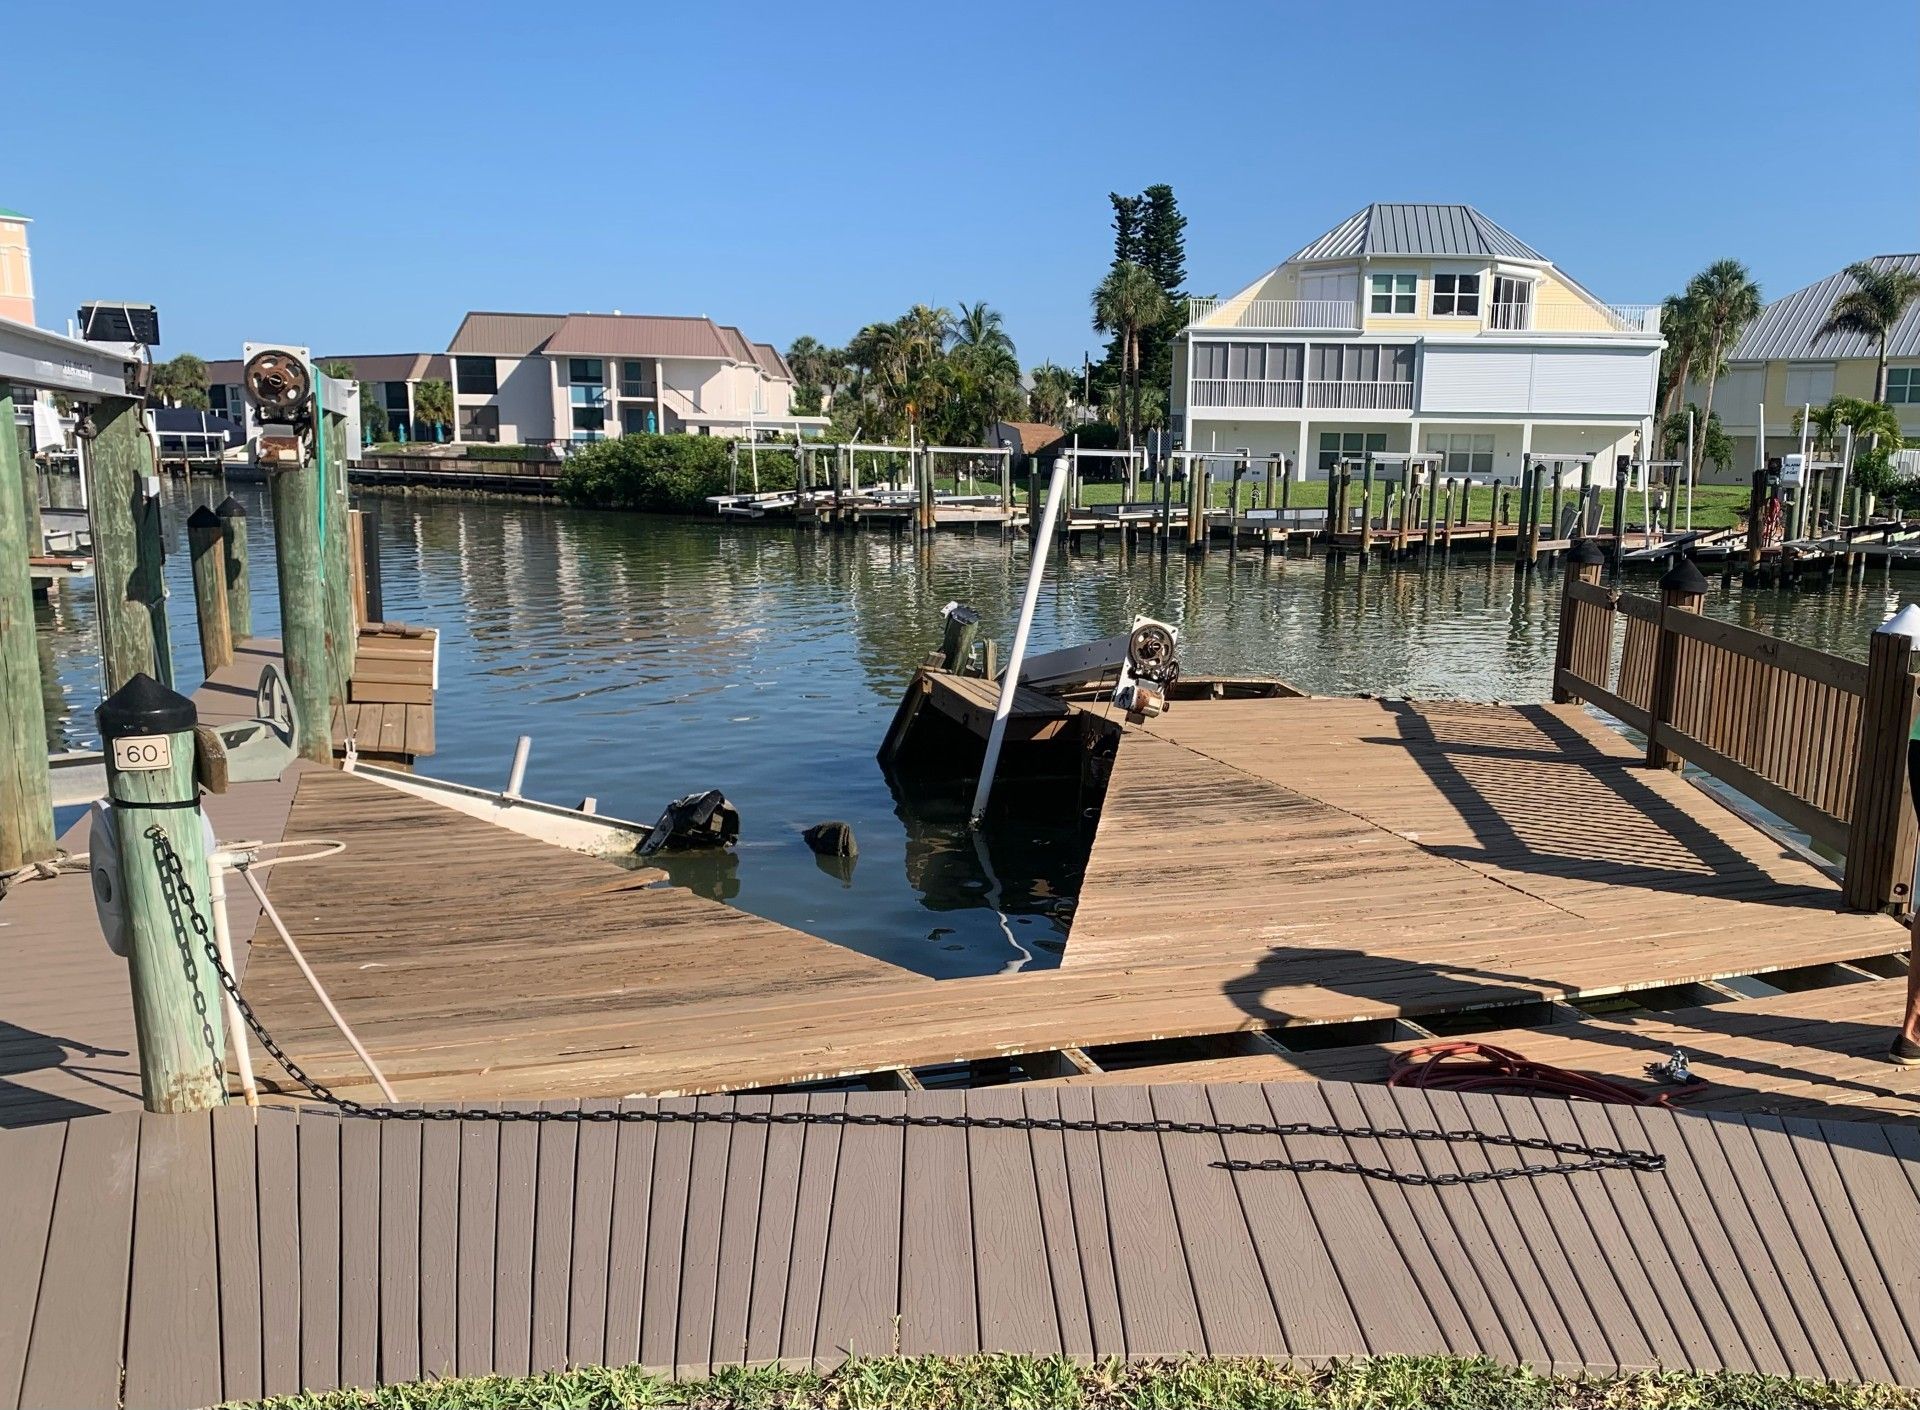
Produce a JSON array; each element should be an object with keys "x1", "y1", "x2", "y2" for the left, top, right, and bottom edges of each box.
[
  {"x1": 10, "y1": 390, "x2": 42, "y2": 558},
  {"x1": 1844, "y1": 617, "x2": 1920, "y2": 912},
  {"x1": 0, "y1": 381, "x2": 53, "y2": 871},
  {"x1": 97, "y1": 673, "x2": 227, "y2": 1112},
  {"x1": 1359, "y1": 454, "x2": 1375, "y2": 556},
  {"x1": 1576, "y1": 461, "x2": 1592, "y2": 539},
  {"x1": 1441, "y1": 481, "x2": 1456, "y2": 553},
  {"x1": 1645, "y1": 556, "x2": 1708, "y2": 771},
  {"x1": 269, "y1": 436, "x2": 338, "y2": 764},
  {"x1": 939, "y1": 605, "x2": 981, "y2": 671},
  {"x1": 1745, "y1": 467, "x2": 1767, "y2": 580},
  {"x1": 87, "y1": 395, "x2": 172, "y2": 692},
  {"x1": 1610, "y1": 456, "x2": 1630, "y2": 570},
  {"x1": 1552, "y1": 538, "x2": 1607, "y2": 704},
  {"x1": 1424, "y1": 469, "x2": 1440, "y2": 559},
  {"x1": 358, "y1": 501, "x2": 384, "y2": 623},
  {"x1": 1184, "y1": 464, "x2": 1204, "y2": 551},
  {"x1": 321, "y1": 391, "x2": 356, "y2": 675},
  {"x1": 185, "y1": 506, "x2": 233, "y2": 673},
  {"x1": 215, "y1": 496, "x2": 252, "y2": 639}
]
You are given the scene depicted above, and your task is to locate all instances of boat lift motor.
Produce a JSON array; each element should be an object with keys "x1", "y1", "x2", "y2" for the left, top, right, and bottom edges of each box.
[{"x1": 1112, "y1": 617, "x2": 1179, "y2": 721}]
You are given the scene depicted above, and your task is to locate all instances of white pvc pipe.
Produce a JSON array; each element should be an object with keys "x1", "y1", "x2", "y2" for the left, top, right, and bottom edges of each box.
[
  {"x1": 207, "y1": 861, "x2": 258, "y2": 1106},
  {"x1": 1685, "y1": 409, "x2": 1696, "y2": 532},
  {"x1": 970, "y1": 456, "x2": 1071, "y2": 827},
  {"x1": 504, "y1": 735, "x2": 531, "y2": 797}
]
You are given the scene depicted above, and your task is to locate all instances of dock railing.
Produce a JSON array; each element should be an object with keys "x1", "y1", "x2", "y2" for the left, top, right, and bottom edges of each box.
[{"x1": 1554, "y1": 551, "x2": 1919, "y2": 911}]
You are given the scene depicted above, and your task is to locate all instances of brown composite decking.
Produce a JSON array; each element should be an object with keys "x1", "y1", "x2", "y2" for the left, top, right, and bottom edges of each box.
[
  {"x1": 242, "y1": 694, "x2": 1905, "y2": 1102},
  {"x1": 11, "y1": 1085, "x2": 1920, "y2": 1409},
  {"x1": 1053, "y1": 974, "x2": 1920, "y2": 1124}
]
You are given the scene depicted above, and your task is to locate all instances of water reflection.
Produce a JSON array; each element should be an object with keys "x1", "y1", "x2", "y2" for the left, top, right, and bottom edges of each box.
[{"x1": 32, "y1": 473, "x2": 1920, "y2": 978}]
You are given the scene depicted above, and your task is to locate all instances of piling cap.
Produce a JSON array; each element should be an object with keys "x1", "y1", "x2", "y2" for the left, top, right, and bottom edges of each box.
[
  {"x1": 96, "y1": 672, "x2": 196, "y2": 741},
  {"x1": 1659, "y1": 555, "x2": 1710, "y2": 595},
  {"x1": 186, "y1": 505, "x2": 221, "y2": 529},
  {"x1": 1569, "y1": 538, "x2": 1607, "y2": 566},
  {"x1": 214, "y1": 496, "x2": 246, "y2": 519},
  {"x1": 1878, "y1": 604, "x2": 1920, "y2": 642}
]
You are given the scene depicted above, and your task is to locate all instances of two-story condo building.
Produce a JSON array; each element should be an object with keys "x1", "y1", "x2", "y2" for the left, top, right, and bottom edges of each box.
[
  {"x1": 446, "y1": 310, "x2": 823, "y2": 445},
  {"x1": 1685, "y1": 254, "x2": 1920, "y2": 481},
  {"x1": 1172, "y1": 204, "x2": 1663, "y2": 482}
]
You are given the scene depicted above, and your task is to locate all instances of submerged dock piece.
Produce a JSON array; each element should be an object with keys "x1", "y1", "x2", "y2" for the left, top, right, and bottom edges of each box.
[
  {"x1": 639, "y1": 788, "x2": 741, "y2": 854},
  {"x1": 802, "y1": 819, "x2": 857, "y2": 858}
]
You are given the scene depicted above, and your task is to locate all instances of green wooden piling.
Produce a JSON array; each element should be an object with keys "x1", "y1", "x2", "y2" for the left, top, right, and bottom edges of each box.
[
  {"x1": 319, "y1": 393, "x2": 355, "y2": 694},
  {"x1": 186, "y1": 506, "x2": 233, "y2": 674},
  {"x1": 97, "y1": 673, "x2": 226, "y2": 1112},
  {"x1": 0, "y1": 382, "x2": 53, "y2": 871},
  {"x1": 87, "y1": 395, "x2": 172, "y2": 692},
  {"x1": 1359, "y1": 454, "x2": 1376, "y2": 556},
  {"x1": 938, "y1": 605, "x2": 981, "y2": 672},
  {"x1": 1611, "y1": 456, "x2": 1630, "y2": 572},
  {"x1": 1576, "y1": 461, "x2": 1593, "y2": 539},
  {"x1": 215, "y1": 496, "x2": 252, "y2": 639},
  {"x1": 10, "y1": 389, "x2": 42, "y2": 557},
  {"x1": 269, "y1": 433, "x2": 337, "y2": 764}
]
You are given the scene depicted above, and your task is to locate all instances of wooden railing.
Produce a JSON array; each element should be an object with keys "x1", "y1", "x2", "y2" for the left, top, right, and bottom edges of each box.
[{"x1": 1555, "y1": 552, "x2": 1919, "y2": 910}]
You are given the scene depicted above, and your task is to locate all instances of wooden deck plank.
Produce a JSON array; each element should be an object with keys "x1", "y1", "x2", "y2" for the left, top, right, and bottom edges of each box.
[
  {"x1": 212, "y1": 1106, "x2": 266, "y2": 1405},
  {"x1": 1052, "y1": 1087, "x2": 1126, "y2": 1359},
  {"x1": 814, "y1": 1092, "x2": 906, "y2": 1365},
  {"x1": 708, "y1": 1095, "x2": 772, "y2": 1370},
  {"x1": 742, "y1": 1094, "x2": 808, "y2": 1369},
  {"x1": 1091, "y1": 1086, "x2": 1204, "y2": 1356},
  {"x1": 378, "y1": 1121, "x2": 424, "y2": 1387},
  {"x1": 600, "y1": 1104, "x2": 656, "y2": 1371},
  {"x1": 965, "y1": 1089, "x2": 1060, "y2": 1356},
  {"x1": 1147, "y1": 1085, "x2": 1285, "y2": 1357},
  {"x1": 899, "y1": 1091, "x2": 975, "y2": 1356},
  {"x1": 1819, "y1": 1121, "x2": 1920, "y2": 1378},
  {"x1": 454, "y1": 1113, "x2": 500, "y2": 1377},
  {"x1": 338, "y1": 1116, "x2": 383, "y2": 1390},
  {"x1": 639, "y1": 1098, "x2": 697, "y2": 1373},
  {"x1": 297, "y1": 1113, "x2": 343, "y2": 1394},
  {"x1": 0, "y1": 1122, "x2": 64, "y2": 1410},
  {"x1": 257, "y1": 1111, "x2": 303, "y2": 1398},
  {"x1": 530, "y1": 1101, "x2": 580, "y2": 1374},
  {"x1": 565, "y1": 1101, "x2": 619, "y2": 1373},
  {"x1": 418, "y1": 1120, "x2": 462, "y2": 1381},
  {"x1": 776, "y1": 1094, "x2": 847, "y2": 1370},
  {"x1": 491, "y1": 1115, "x2": 540, "y2": 1378},
  {"x1": 1019, "y1": 1088, "x2": 1094, "y2": 1361},
  {"x1": 124, "y1": 1112, "x2": 222, "y2": 1410}
]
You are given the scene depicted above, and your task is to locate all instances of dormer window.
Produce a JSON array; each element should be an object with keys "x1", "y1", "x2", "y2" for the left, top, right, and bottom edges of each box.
[
  {"x1": 1369, "y1": 273, "x2": 1416, "y2": 315},
  {"x1": 1432, "y1": 273, "x2": 1481, "y2": 317}
]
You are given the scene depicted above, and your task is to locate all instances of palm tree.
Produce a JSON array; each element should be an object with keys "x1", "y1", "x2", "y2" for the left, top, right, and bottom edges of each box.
[
  {"x1": 1657, "y1": 289, "x2": 1709, "y2": 424},
  {"x1": 1817, "y1": 260, "x2": 1920, "y2": 403},
  {"x1": 1684, "y1": 259, "x2": 1763, "y2": 484},
  {"x1": 1091, "y1": 262, "x2": 1169, "y2": 444},
  {"x1": 1027, "y1": 363, "x2": 1076, "y2": 425},
  {"x1": 950, "y1": 301, "x2": 1014, "y2": 360}
]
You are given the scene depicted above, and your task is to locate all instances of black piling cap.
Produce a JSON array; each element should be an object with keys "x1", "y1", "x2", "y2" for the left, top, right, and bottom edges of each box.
[
  {"x1": 97, "y1": 672, "x2": 196, "y2": 740},
  {"x1": 186, "y1": 505, "x2": 221, "y2": 530},
  {"x1": 215, "y1": 496, "x2": 246, "y2": 519},
  {"x1": 1660, "y1": 554, "x2": 1710, "y2": 595},
  {"x1": 1570, "y1": 538, "x2": 1607, "y2": 566}
]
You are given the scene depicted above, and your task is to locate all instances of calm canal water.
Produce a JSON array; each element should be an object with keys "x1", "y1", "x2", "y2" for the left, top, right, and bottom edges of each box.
[{"x1": 32, "y1": 472, "x2": 1920, "y2": 978}]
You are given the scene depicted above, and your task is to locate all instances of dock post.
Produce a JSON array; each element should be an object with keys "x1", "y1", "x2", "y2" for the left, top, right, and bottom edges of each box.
[
  {"x1": 1606, "y1": 454, "x2": 1628, "y2": 572},
  {"x1": 1515, "y1": 455, "x2": 1534, "y2": 556},
  {"x1": 1026, "y1": 471, "x2": 1039, "y2": 541},
  {"x1": 0, "y1": 381, "x2": 53, "y2": 871},
  {"x1": 1424, "y1": 469, "x2": 1440, "y2": 560},
  {"x1": 269, "y1": 433, "x2": 340, "y2": 765},
  {"x1": 938, "y1": 604, "x2": 981, "y2": 672},
  {"x1": 1524, "y1": 464, "x2": 1546, "y2": 567},
  {"x1": 97, "y1": 673, "x2": 227, "y2": 1113},
  {"x1": 1645, "y1": 556, "x2": 1708, "y2": 771},
  {"x1": 1745, "y1": 467, "x2": 1767, "y2": 582},
  {"x1": 1576, "y1": 461, "x2": 1593, "y2": 539},
  {"x1": 1228, "y1": 458, "x2": 1244, "y2": 545},
  {"x1": 358, "y1": 501, "x2": 384, "y2": 623},
  {"x1": 320, "y1": 386, "x2": 356, "y2": 684},
  {"x1": 215, "y1": 497, "x2": 253, "y2": 639},
  {"x1": 1358, "y1": 454, "x2": 1375, "y2": 557},
  {"x1": 85, "y1": 395, "x2": 173, "y2": 692},
  {"x1": 186, "y1": 506, "x2": 233, "y2": 674},
  {"x1": 1552, "y1": 538, "x2": 1608, "y2": 704},
  {"x1": 1184, "y1": 462, "x2": 1203, "y2": 552},
  {"x1": 1844, "y1": 606, "x2": 1920, "y2": 911},
  {"x1": 9, "y1": 388, "x2": 42, "y2": 558},
  {"x1": 1441, "y1": 480, "x2": 1456, "y2": 555}
]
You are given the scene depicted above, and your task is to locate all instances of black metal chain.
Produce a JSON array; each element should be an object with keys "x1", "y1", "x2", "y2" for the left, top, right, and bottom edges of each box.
[{"x1": 144, "y1": 826, "x2": 1667, "y2": 1187}]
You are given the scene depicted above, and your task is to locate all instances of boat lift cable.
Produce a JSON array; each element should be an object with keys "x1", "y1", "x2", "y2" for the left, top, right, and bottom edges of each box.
[{"x1": 139, "y1": 831, "x2": 1668, "y2": 1186}]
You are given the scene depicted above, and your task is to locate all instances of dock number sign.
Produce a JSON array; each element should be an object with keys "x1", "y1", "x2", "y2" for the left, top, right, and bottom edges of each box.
[{"x1": 111, "y1": 735, "x2": 173, "y2": 772}]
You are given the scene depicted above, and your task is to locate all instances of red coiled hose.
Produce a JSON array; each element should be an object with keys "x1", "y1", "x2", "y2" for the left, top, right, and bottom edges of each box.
[{"x1": 1385, "y1": 1040, "x2": 1697, "y2": 1107}]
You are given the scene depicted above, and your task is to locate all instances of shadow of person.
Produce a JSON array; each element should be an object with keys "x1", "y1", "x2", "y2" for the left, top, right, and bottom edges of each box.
[
  {"x1": 0, "y1": 1020, "x2": 131, "y2": 1128},
  {"x1": 1226, "y1": 942, "x2": 1549, "y2": 1033}
]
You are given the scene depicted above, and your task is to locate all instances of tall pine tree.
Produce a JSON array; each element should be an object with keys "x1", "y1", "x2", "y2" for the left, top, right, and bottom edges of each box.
[{"x1": 1097, "y1": 185, "x2": 1188, "y2": 425}]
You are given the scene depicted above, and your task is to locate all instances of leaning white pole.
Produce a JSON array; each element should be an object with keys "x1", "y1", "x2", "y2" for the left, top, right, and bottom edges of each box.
[
  {"x1": 970, "y1": 454, "x2": 1071, "y2": 827},
  {"x1": 1685, "y1": 408, "x2": 1696, "y2": 532}
]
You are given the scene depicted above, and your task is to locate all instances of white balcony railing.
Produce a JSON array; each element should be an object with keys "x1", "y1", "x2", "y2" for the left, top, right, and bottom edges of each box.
[
  {"x1": 1190, "y1": 378, "x2": 1413, "y2": 411},
  {"x1": 1187, "y1": 297, "x2": 1362, "y2": 331}
]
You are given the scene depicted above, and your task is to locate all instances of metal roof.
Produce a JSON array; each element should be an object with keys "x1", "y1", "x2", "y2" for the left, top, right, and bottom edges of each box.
[
  {"x1": 1728, "y1": 254, "x2": 1920, "y2": 362},
  {"x1": 0, "y1": 206, "x2": 27, "y2": 220},
  {"x1": 1290, "y1": 204, "x2": 1546, "y2": 263},
  {"x1": 446, "y1": 311, "x2": 567, "y2": 356},
  {"x1": 313, "y1": 352, "x2": 451, "y2": 382},
  {"x1": 545, "y1": 314, "x2": 736, "y2": 360},
  {"x1": 750, "y1": 341, "x2": 792, "y2": 381}
]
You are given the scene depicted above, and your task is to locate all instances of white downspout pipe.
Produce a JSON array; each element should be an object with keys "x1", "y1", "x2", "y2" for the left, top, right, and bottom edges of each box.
[{"x1": 970, "y1": 455, "x2": 1071, "y2": 827}]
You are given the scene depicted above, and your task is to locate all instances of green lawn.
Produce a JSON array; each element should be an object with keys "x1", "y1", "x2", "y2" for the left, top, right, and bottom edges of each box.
[
  {"x1": 235, "y1": 1354, "x2": 1920, "y2": 1409},
  {"x1": 1035, "y1": 478, "x2": 1756, "y2": 533}
]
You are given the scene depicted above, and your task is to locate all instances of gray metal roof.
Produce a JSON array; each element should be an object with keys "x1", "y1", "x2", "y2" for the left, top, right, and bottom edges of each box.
[
  {"x1": 1729, "y1": 254, "x2": 1920, "y2": 362},
  {"x1": 1290, "y1": 204, "x2": 1546, "y2": 263}
]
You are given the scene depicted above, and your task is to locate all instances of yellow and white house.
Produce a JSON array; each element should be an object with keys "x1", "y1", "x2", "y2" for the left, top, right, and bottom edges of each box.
[
  {"x1": 1685, "y1": 253, "x2": 1920, "y2": 481},
  {"x1": 0, "y1": 206, "x2": 34, "y2": 326},
  {"x1": 1171, "y1": 204, "x2": 1663, "y2": 481}
]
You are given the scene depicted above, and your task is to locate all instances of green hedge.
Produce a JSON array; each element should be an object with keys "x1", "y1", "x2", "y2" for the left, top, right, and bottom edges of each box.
[{"x1": 556, "y1": 434, "x2": 795, "y2": 513}]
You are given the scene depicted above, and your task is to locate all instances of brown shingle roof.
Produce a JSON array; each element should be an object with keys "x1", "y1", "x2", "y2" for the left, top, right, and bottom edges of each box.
[
  {"x1": 998, "y1": 421, "x2": 1066, "y2": 456},
  {"x1": 750, "y1": 342, "x2": 792, "y2": 381},
  {"x1": 202, "y1": 358, "x2": 243, "y2": 385},
  {"x1": 314, "y1": 353, "x2": 449, "y2": 383},
  {"x1": 544, "y1": 313, "x2": 735, "y2": 360},
  {"x1": 447, "y1": 312, "x2": 566, "y2": 356}
]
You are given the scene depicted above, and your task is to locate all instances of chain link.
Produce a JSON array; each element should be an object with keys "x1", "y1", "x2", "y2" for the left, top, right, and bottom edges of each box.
[{"x1": 144, "y1": 827, "x2": 1667, "y2": 1187}]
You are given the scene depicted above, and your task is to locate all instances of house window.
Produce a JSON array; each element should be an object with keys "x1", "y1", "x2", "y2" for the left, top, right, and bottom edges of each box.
[
  {"x1": 621, "y1": 360, "x2": 654, "y2": 397},
  {"x1": 568, "y1": 358, "x2": 603, "y2": 385},
  {"x1": 1193, "y1": 343, "x2": 1226, "y2": 380},
  {"x1": 569, "y1": 383, "x2": 607, "y2": 407},
  {"x1": 1369, "y1": 273, "x2": 1416, "y2": 315},
  {"x1": 1309, "y1": 344, "x2": 1414, "y2": 383},
  {"x1": 1432, "y1": 273, "x2": 1481, "y2": 317},
  {"x1": 1490, "y1": 275, "x2": 1533, "y2": 330},
  {"x1": 622, "y1": 406, "x2": 656, "y2": 434},
  {"x1": 1425, "y1": 432, "x2": 1495, "y2": 477},
  {"x1": 207, "y1": 385, "x2": 230, "y2": 415},
  {"x1": 571, "y1": 406, "x2": 606, "y2": 438},
  {"x1": 1890, "y1": 367, "x2": 1920, "y2": 404},
  {"x1": 1318, "y1": 430, "x2": 1387, "y2": 473},
  {"x1": 458, "y1": 405, "x2": 499, "y2": 441},
  {"x1": 455, "y1": 357, "x2": 497, "y2": 395},
  {"x1": 1783, "y1": 363, "x2": 1835, "y2": 407},
  {"x1": 382, "y1": 382, "x2": 409, "y2": 416}
]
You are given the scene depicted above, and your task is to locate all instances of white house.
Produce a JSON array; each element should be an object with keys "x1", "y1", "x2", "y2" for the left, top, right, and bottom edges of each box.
[
  {"x1": 445, "y1": 311, "x2": 824, "y2": 445},
  {"x1": 1172, "y1": 204, "x2": 1664, "y2": 481}
]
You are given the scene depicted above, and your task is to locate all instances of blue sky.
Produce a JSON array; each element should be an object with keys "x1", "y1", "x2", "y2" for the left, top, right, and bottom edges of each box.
[{"x1": 9, "y1": 0, "x2": 1916, "y2": 369}]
